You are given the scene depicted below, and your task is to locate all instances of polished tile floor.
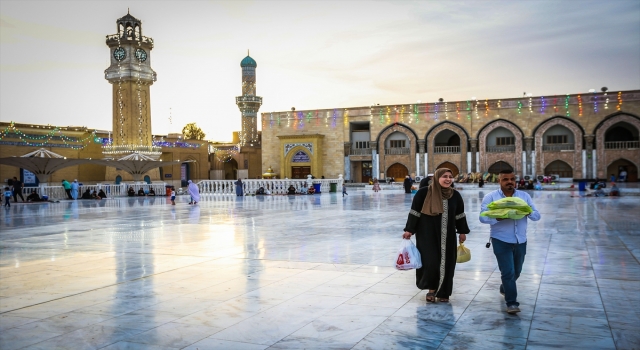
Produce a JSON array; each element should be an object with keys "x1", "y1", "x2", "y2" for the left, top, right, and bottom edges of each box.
[{"x1": 1, "y1": 190, "x2": 638, "y2": 349}]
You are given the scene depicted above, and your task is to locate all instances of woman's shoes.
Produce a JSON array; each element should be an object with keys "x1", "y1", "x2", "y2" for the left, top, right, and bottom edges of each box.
[{"x1": 426, "y1": 293, "x2": 436, "y2": 303}]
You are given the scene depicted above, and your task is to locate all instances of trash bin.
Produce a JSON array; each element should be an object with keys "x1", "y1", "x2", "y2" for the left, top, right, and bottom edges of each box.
[
  {"x1": 165, "y1": 185, "x2": 172, "y2": 196},
  {"x1": 578, "y1": 182, "x2": 586, "y2": 191},
  {"x1": 313, "y1": 183, "x2": 321, "y2": 194},
  {"x1": 329, "y1": 183, "x2": 337, "y2": 192}
]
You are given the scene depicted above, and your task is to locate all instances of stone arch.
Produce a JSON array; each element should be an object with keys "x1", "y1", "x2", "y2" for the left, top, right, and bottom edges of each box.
[
  {"x1": 488, "y1": 161, "x2": 514, "y2": 174},
  {"x1": 478, "y1": 120, "x2": 524, "y2": 175},
  {"x1": 594, "y1": 112, "x2": 640, "y2": 179},
  {"x1": 386, "y1": 162, "x2": 410, "y2": 181},
  {"x1": 424, "y1": 121, "x2": 468, "y2": 174},
  {"x1": 377, "y1": 124, "x2": 418, "y2": 177},
  {"x1": 436, "y1": 161, "x2": 459, "y2": 177},
  {"x1": 282, "y1": 145, "x2": 319, "y2": 179},
  {"x1": 544, "y1": 159, "x2": 573, "y2": 178},
  {"x1": 605, "y1": 158, "x2": 639, "y2": 182},
  {"x1": 534, "y1": 116, "x2": 584, "y2": 179}
]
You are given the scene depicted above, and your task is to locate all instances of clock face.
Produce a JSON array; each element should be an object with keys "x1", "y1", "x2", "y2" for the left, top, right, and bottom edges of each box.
[
  {"x1": 113, "y1": 47, "x2": 126, "y2": 61},
  {"x1": 135, "y1": 48, "x2": 147, "y2": 62}
]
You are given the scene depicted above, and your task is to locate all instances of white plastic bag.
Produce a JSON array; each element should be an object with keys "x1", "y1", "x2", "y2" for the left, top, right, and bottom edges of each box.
[{"x1": 395, "y1": 239, "x2": 422, "y2": 270}]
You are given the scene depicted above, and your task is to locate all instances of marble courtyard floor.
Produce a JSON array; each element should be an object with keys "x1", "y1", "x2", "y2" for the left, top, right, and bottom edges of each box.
[{"x1": 0, "y1": 190, "x2": 638, "y2": 350}]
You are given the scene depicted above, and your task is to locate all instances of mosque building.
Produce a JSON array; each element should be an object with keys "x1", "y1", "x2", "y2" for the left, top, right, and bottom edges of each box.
[
  {"x1": 0, "y1": 12, "x2": 260, "y2": 187},
  {"x1": 261, "y1": 91, "x2": 640, "y2": 182}
]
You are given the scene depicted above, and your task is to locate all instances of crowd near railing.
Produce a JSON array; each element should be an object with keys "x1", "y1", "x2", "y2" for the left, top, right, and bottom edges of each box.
[
  {"x1": 18, "y1": 178, "x2": 344, "y2": 199},
  {"x1": 434, "y1": 145, "x2": 460, "y2": 154},
  {"x1": 604, "y1": 141, "x2": 639, "y2": 149},
  {"x1": 198, "y1": 177, "x2": 344, "y2": 195},
  {"x1": 542, "y1": 143, "x2": 574, "y2": 151}
]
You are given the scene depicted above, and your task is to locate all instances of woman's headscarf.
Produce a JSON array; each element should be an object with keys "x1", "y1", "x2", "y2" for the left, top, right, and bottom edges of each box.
[{"x1": 421, "y1": 168, "x2": 454, "y2": 216}]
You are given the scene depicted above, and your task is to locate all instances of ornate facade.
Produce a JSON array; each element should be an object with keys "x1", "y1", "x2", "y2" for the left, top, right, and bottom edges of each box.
[{"x1": 261, "y1": 91, "x2": 640, "y2": 182}]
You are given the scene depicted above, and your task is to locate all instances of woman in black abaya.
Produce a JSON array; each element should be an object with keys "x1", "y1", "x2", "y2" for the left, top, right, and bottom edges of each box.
[{"x1": 403, "y1": 168, "x2": 470, "y2": 302}]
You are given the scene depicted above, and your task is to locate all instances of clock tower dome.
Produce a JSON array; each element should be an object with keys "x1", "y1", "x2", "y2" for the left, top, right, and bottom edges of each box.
[{"x1": 104, "y1": 11, "x2": 160, "y2": 159}]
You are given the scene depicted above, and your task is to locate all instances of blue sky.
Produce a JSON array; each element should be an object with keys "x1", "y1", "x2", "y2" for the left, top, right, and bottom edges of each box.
[{"x1": 1, "y1": 0, "x2": 639, "y2": 141}]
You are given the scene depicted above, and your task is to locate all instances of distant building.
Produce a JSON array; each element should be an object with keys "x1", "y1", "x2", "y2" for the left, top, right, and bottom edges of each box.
[{"x1": 261, "y1": 91, "x2": 640, "y2": 182}]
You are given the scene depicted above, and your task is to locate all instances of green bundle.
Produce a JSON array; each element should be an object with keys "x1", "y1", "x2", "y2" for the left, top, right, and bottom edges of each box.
[{"x1": 481, "y1": 197, "x2": 532, "y2": 220}]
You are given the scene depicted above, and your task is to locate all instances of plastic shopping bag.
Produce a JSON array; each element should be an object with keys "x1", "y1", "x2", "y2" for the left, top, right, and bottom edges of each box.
[
  {"x1": 456, "y1": 242, "x2": 471, "y2": 263},
  {"x1": 395, "y1": 239, "x2": 422, "y2": 270}
]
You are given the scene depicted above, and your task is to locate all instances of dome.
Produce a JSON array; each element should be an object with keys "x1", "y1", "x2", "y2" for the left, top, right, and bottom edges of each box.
[{"x1": 241, "y1": 55, "x2": 257, "y2": 68}]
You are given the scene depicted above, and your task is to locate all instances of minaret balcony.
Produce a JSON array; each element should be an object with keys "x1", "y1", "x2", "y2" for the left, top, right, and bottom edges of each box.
[
  {"x1": 236, "y1": 96, "x2": 263, "y2": 104},
  {"x1": 106, "y1": 34, "x2": 154, "y2": 48}
]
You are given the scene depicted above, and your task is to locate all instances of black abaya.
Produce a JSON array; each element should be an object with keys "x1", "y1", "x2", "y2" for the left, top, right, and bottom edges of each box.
[{"x1": 404, "y1": 187, "x2": 470, "y2": 298}]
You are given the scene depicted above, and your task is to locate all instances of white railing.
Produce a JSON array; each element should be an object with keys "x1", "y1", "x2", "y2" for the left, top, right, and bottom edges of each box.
[
  {"x1": 350, "y1": 148, "x2": 372, "y2": 155},
  {"x1": 434, "y1": 146, "x2": 460, "y2": 153},
  {"x1": 385, "y1": 147, "x2": 410, "y2": 155},
  {"x1": 542, "y1": 143, "x2": 574, "y2": 151},
  {"x1": 486, "y1": 145, "x2": 515, "y2": 153},
  {"x1": 604, "y1": 141, "x2": 639, "y2": 149},
  {"x1": 198, "y1": 176, "x2": 344, "y2": 195},
  {"x1": 20, "y1": 183, "x2": 170, "y2": 199}
]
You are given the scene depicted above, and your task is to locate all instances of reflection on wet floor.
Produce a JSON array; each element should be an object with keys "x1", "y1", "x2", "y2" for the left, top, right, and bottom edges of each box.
[{"x1": 1, "y1": 191, "x2": 638, "y2": 349}]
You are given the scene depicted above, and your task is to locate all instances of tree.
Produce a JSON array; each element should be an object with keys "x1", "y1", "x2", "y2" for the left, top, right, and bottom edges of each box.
[{"x1": 182, "y1": 123, "x2": 206, "y2": 140}]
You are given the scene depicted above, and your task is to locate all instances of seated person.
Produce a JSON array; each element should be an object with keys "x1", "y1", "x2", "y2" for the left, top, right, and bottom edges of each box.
[
  {"x1": 98, "y1": 189, "x2": 107, "y2": 199},
  {"x1": 127, "y1": 187, "x2": 135, "y2": 197},
  {"x1": 26, "y1": 189, "x2": 42, "y2": 202},
  {"x1": 148, "y1": 188, "x2": 156, "y2": 196},
  {"x1": 287, "y1": 185, "x2": 296, "y2": 195},
  {"x1": 593, "y1": 184, "x2": 606, "y2": 197},
  {"x1": 609, "y1": 183, "x2": 620, "y2": 196},
  {"x1": 91, "y1": 190, "x2": 101, "y2": 199},
  {"x1": 307, "y1": 186, "x2": 315, "y2": 195},
  {"x1": 137, "y1": 188, "x2": 145, "y2": 196},
  {"x1": 81, "y1": 189, "x2": 92, "y2": 199},
  {"x1": 256, "y1": 187, "x2": 265, "y2": 195},
  {"x1": 526, "y1": 180, "x2": 534, "y2": 190}
]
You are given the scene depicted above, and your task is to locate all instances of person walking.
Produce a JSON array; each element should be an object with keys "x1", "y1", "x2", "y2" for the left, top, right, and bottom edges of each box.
[
  {"x1": 403, "y1": 175, "x2": 413, "y2": 194},
  {"x1": 480, "y1": 169, "x2": 541, "y2": 314},
  {"x1": 61, "y1": 179, "x2": 72, "y2": 199},
  {"x1": 187, "y1": 180, "x2": 200, "y2": 204},
  {"x1": 4, "y1": 187, "x2": 12, "y2": 208},
  {"x1": 12, "y1": 177, "x2": 25, "y2": 203},
  {"x1": 403, "y1": 168, "x2": 470, "y2": 303},
  {"x1": 235, "y1": 178, "x2": 244, "y2": 196},
  {"x1": 170, "y1": 186, "x2": 176, "y2": 205},
  {"x1": 342, "y1": 183, "x2": 348, "y2": 197},
  {"x1": 70, "y1": 179, "x2": 79, "y2": 200}
]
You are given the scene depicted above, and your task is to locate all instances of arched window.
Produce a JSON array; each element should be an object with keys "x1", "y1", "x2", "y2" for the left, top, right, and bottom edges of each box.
[
  {"x1": 545, "y1": 160, "x2": 573, "y2": 178},
  {"x1": 115, "y1": 175, "x2": 122, "y2": 184},
  {"x1": 434, "y1": 130, "x2": 460, "y2": 153},
  {"x1": 488, "y1": 161, "x2": 513, "y2": 174},
  {"x1": 143, "y1": 175, "x2": 151, "y2": 184}
]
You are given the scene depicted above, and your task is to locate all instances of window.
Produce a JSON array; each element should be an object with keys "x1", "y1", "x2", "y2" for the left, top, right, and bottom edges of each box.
[
  {"x1": 546, "y1": 135, "x2": 568, "y2": 144},
  {"x1": 390, "y1": 140, "x2": 406, "y2": 148},
  {"x1": 496, "y1": 137, "x2": 514, "y2": 146},
  {"x1": 354, "y1": 141, "x2": 370, "y2": 149}
]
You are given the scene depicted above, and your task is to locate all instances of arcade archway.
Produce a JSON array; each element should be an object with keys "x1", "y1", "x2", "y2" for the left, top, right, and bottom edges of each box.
[
  {"x1": 607, "y1": 159, "x2": 638, "y2": 182},
  {"x1": 544, "y1": 160, "x2": 573, "y2": 178},
  {"x1": 387, "y1": 163, "x2": 409, "y2": 182},
  {"x1": 488, "y1": 161, "x2": 513, "y2": 174},
  {"x1": 436, "y1": 162, "x2": 459, "y2": 177}
]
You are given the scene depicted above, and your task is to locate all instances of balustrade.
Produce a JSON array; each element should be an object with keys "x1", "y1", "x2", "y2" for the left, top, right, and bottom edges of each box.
[
  {"x1": 604, "y1": 141, "x2": 639, "y2": 149},
  {"x1": 486, "y1": 145, "x2": 515, "y2": 153},
  {"x1": 198, "y1": 178, "x2": 343, "y2": 195},
  {"x1": 385, "y1": 148, "x2": 410, "y2": 155},
  {"x1": 350, "y1": 148, "x2": 371, "y2": 155},
  {"x1": 542, "y1": 143, "x2": 574, "y2": 151},
  {"x1": 20, "y1": 183, "x2": 168, "y2": 199},
  {"x1": 434, "y1": 146, "x2": 460, "y2": 154}
]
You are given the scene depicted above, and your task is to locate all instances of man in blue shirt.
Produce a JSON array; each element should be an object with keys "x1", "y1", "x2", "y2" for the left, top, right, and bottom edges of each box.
[{"x1": 480, "y1": 169, "x2": 541, "y2": 314}]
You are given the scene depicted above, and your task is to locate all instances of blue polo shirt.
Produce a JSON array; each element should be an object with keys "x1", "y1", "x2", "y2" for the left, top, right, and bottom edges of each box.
[{"x1": 479, "y1": 189, "x2": 541, "y2": 244}]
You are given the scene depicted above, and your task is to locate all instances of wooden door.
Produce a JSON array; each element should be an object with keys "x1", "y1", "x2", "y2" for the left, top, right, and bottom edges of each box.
[{"x1": 291, "y1": 166, "x2": 311, "y2": 179}]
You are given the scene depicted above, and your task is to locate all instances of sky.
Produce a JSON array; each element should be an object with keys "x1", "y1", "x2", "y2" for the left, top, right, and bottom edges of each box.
[{"x1": 1, "y1": 0, "x2": 639, "y2": 141}]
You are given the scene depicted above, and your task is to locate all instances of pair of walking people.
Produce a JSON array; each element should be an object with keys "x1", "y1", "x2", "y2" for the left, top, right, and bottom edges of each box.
[{"x1": 403, "y1": 168, "x2": 540, "y2": 313}]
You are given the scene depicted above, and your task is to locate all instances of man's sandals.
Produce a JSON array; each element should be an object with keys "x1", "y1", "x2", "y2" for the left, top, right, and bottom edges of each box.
[{"x1": 426, "y1": 292, "x2": 449, "y2": 303}]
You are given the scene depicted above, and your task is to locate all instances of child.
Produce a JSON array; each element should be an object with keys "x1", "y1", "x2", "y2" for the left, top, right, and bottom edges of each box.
[
  {"x1": 170, "y1": 186, "x2": 176, "y2": 205},
  {"x1": 4, "y1": 187, "x2": 11, "y2": 208},
  {"x1": 342, "y1": 183, "x2": 348, "y2": 197}
]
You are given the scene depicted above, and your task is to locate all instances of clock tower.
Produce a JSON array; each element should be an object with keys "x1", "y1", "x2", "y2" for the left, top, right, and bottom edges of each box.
[{"x1": 104, "y1": 11, "x2": 160, "y2": 159}]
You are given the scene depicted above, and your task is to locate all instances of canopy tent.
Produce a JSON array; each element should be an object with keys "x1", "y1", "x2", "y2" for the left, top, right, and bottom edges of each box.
[{"x1": 0, "y1": 148, "x2": 92, "y2": 184}]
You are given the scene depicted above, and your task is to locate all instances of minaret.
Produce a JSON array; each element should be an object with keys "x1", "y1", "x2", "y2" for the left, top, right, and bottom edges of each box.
[
  {"x1": 236, "y1": 51, "x2": 262, "y2": 146},
  {"x1": 103, "y1": 11, "x2": 160, "y2": 159}
]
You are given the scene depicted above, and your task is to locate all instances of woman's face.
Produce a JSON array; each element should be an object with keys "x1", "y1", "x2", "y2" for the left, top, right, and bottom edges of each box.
[{"x1": 438, "y1": 172, "x2": 454, "y2": 188}]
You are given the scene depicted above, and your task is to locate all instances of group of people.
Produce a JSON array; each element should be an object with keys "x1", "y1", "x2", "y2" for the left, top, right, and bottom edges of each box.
[
  {"x1": 403, "y1": 167, "x2": 541, "y2": 314},
  {"x1": 127, "y1": 186, "x2": 156, "y2": 197}
]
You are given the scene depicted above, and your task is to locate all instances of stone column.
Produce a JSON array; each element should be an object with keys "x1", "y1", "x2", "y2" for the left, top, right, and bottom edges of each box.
[
  {"x1": 469, "y1": 139, "x2": 478, "y2": 173},
  {"x1": 524, "y1": 137, "x2": 533, "y2": 176},
  {"x1": 343, "y1": 142, "x2": 351, "y2": 181},
  {"x1": 417, "y1": 139, "x2": 425, "y2": 178},
  {"x1": 370, "y1": 141, "x2": 379, "y2": 180},
  {"x1": 584, "y1": 135, "x2": 595, "y2": 179}
]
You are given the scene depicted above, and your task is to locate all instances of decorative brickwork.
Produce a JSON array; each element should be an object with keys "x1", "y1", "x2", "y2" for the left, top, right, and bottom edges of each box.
[
  {"x1": 425, "y1": 122, "x2": 468, "y2": 174},
  {"x1": 377, "y1": 124, "x2": 417, "y2": 175},
  {"x1": 535, "y1": 117, "x2": 584, "y2": 178},
  {"x1": 595, "y1": 113, "x2": 640, "y2": 179},
  {"x1": 478, "y1": 120, "x2": 524, "y2": 175}
]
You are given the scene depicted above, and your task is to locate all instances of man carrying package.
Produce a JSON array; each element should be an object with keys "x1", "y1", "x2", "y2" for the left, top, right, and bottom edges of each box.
[{"x1": 480, "y1": 169, "x2": 541, "y2": 314}]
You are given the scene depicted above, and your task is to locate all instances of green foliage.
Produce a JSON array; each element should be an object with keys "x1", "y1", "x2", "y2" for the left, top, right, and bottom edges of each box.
[{"x1": 182, "y1": 123, "x2": 206, "y2": 140}]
